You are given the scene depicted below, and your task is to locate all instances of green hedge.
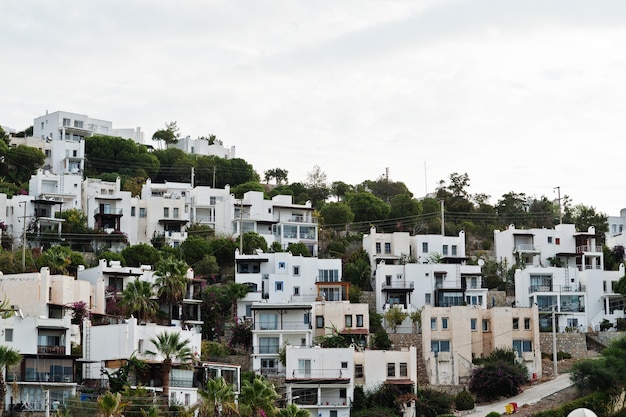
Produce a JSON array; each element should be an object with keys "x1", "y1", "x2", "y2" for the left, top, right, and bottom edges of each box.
[{"x1": 533, "y1": 391, "x2": 612, "y2": 417}]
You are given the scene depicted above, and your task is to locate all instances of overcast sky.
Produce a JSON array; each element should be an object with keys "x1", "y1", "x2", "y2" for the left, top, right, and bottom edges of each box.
[{"x1": 3, "y1": 0, "x2": 626, "y2": 216}]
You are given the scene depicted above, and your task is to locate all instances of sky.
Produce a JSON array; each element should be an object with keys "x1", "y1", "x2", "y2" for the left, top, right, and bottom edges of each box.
[{"x1": 3, "y1": 0, "x2": 626, "y2": 216}]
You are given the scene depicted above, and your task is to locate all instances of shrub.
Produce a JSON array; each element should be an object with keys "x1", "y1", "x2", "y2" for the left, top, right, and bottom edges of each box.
[
  {"x1": 469, "y1": 361, "x2": 528, "y2": 401},
  {"x1": 486, "y1": 412, "x2": 502, "y2": 417},
  {"x1": 416, "y1": 388, "x2": 453, "y2": 417},
  {"x1": 454, "y1": 389, "x2": 475, "y2": 411}
]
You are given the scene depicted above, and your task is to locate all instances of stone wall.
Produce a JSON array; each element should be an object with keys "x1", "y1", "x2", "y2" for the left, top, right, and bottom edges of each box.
[
  {"x1": 359, "y1": 291, "x2": 377, "y2": 311},
  {"x1": 538, "y1": 333, "x2": 594, "y2": 359}
]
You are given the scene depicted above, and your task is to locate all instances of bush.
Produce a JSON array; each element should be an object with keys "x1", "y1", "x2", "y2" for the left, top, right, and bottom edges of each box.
[
  {"x1": 416, "y1": 388, "x2": 453, "y2": 417},
  {"x1": 533, "y1": 391, "x2": 611, "y2": 417},
  {"x1": 486, "y1": 412, "x2": 502, "y2": 417},
  {"x1": 469, "y1": 361, "x2": 528, "y2": 401},
  {"x1": 454, "y1": 389, "x2": 475, "y2": 411}
]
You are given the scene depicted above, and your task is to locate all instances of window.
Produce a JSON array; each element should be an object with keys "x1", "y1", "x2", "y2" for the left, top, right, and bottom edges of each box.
[
  {"x1": 245, "y1": 305, "x2": 252, "y2": 317},
  {"x1": 345, "y1": 315, "x2": 353, "y2": 327},
  {"x1": 275, "y1": 281, "x2": 283, "y2": 291},
  {"x1": 163, "y1": 207, "x2": 169, "y2": 217},
  {"x1": 341, "y1": 361, "x2": 348, "y2": 369},
  {"x1": 356, "y1": 314, "x2": 364, "y2": 327},
  {"x1": 294, "y1": 286, "x2": 300, "y2": 296},
  {"x1": 442, "y1": 317, "x2": 449, "y2": 330},
  {"x1": 355, "y1": 364, "x2": 364, "y2": 378},
  {"x1": 63, "y1": 118, "x2": 70, "y2": 126},
  {"x1": 548, "y1": 236, "x2": 553, "y2": 243},
  {"x1": 303, "y1": 313, "x2": 309, "y2": 325},
  {"x1": 131, "y1": 207, "x2": 136, "y2": 217},
  {"x1": 139, "y1": 208, "x2": 146, "y2": 218},
  {"x1": 422, "y1": 242, "x2": 428, "y2": 253},
  {"x1": 74, "y1": 120, "x2": 83, "y2": 128},
  {"x1": 259, "y1": 337, "x2": 279, "y2": 354},
  {"x1": 430, "y1": 318, "x2": 437, "y2": 330},
  {"x1": 339, "y1": 388, "x2": 347, "y2": 398},
  {"x1": 259, "y1": 314, "x2": 278, "y2": 330},
  {"x1": 384, "y1": 242, "x2": 391, "y2": 254},
  {"x1": 400, "y1": 362, "x2": 408, "y2": 377},
  {"x1": 425, "y1": 293, "x2": 431, "y2": 305},
  {"x1": 524, "y1": 318, "x2": 531, "y2": 330},
  {"x1": 316, "y1": 316, "x2": 324, "y2": 328},
  {"x1": 318, "y1": 270, "x2": 339, "y2": 282},
  {"x1": 431, "y1": 340, "x2": 450, "y2": 355},
  {"x1": 261, "y1": 358, "x2": 276, "y2": 370},
  {"x1": 138, "y1": 339, "x2": 144, "y2": 353},
  {"x1": 293, "y1": 266, "x2": 300, "y2": 276},
  {"x1": 470, "y1": 318, "x2": 477, "y2": 331},
  {"x1": 330, "y1": 411, "x2": 338, "y2": 417},
  {"x1": 298, "y1": 359, "x2": 311, "y2": 377},
  {"x1": 173, "y1": 207, "x2": 179, "y2": 218},
  {"x1": 555, "y1": 238, "x2": 560, "y2": 245},
  {"x1": 513, "y1": 318, "x2": 519, "y2": 330},
  {"x1": 5, "y1": 329, "x2": 13, "y2": 342},
  {"x1": 567, "y1": 318, "x2": 578, "y2": 328},
  {"x1": 482, "y1": 319, "x2": 490, "y2": 332},
  {"x1": 375, "y1": 242, "x2": 381, "y2": 254},
  {"x1": 452, "y1": 245, "x2": 457, "y2": 256},
  {"x1": 387, "y1": 363, "x2": 396, "y2": 377},
  {"x1": 279, "y1": 262, "x2": 286, "y2": 269},
  {"x1": 512, "y1": 340, "x2": 533, "y2": 357},
  {"x1": 442, "y1": 245, "x2": 448, "y2": 255}
]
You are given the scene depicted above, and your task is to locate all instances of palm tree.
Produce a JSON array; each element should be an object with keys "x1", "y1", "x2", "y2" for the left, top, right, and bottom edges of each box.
[
  {"x1": 238, "y1": 377, "x2": 278, "y2": 417},
  {"x1": 224, "y1": 282, "x2": 250, "y2": 319},
  {"x1": 154, "y1": 258, "x2": 189, "y2": 324},
  {"x1": 196, "y1": 376, "x2": 239, "y2": 417},
  {"x1": 145, "y1": 331, "x2": 194, "y2": 399},
  {"x1": 0, "y1": 346, "x2": 21, "y2": 417},
  {"x1": 277, "y1": 404, "x2": 310, "y2": 417},
  {"x1": 120, "y1": 278, "x2": 158, "y2": 323}
]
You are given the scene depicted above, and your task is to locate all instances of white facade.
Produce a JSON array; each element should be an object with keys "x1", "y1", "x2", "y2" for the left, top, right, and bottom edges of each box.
[
  {"x1": 10, "y1": 134, "x2": 85, "y2": 176},
  {"x1": 372, "y1": 262, "x2": 486, "y2": 326},
  {"x1": 168, "y1": 136, "x2": 235, "y2": 159},
  {"x1": 33, "y1": 110, "x2": 144, "y2": 144},
  {"x1": 607, "y1": 208, "x2": 626, "y2": 249},
  {"x1": 235, "y1": 251, "x2": 343, "y2": 319},
  {"x1": 29, "y1": 169, "x2": 82, "y2": 210},
  {"x1": 362, "y1": 227, "x2": 468, "y2": 272},
  {"x1": 494, "y1": 223, "x2": 603, "y2": 271},
  {"x1": 285, "y1": 346, "x2": 354, "y2": 417},
  {"x1": 215, "y1": 191, "x2": 319, "y2": 256},
  {"x1": 83, "y1": 317, "x2": 202, "y2": 405},
  {"x1": 189, "y1": 185, "x2": 231, "y2": 230},
  {"x1": 82, "y1": 177, "x2": 132, "y2": 249}
]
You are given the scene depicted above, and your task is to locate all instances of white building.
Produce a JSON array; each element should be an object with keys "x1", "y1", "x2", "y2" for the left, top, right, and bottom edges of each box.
[
  {"x1": 235, "y1": 251, "x2": 344, "y2": 319},
  {"x1": 168, "y1": 136, "x2": 235, "y2": 159},
  {"x1": 0, "y1": 267, "x2": 103, "y2": 413},
  {"x1": 189, "y1": 185, "x2": 231, "y2": 230},
  {"x1": 284, "y1": 346, "x2": 354, "y2": 417},
  {"x1": 33, "y1": 110, "x2": 144, "y2": 144},
  {"x1": 82, "y1": 317, "x2": 202, "y2": 406},
  {"x1": 372, "y1": 262, "x2": 486, "y2": 321},
  {"x1": 215, "y1": 191, "x2": 318, "y2": 256},
  {"x1": 607, "y1": 208, "x2": 626, "y2": 249},
  {"x1": 10, "y1": 134, "x2": 85, "y2": 176}
]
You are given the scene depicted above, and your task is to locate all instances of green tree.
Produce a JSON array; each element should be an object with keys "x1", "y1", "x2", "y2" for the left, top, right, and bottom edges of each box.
[
  {"x1": 145, "y1": 332, "x2": 194, "y2": 399},
  {"x1": 196, "y1": 376, "x2": 239, "y2": 417},
  {"x1": 154, "y1": 258, "x2": 189, "y2": 324},
  {"x1": 152, "y1": 148, "x2": 196, "y2": 183},
  {"x1": 383, "y1": 306, "x2": 408, "y2": 333},
  {"x1": 469, "y1": 348, "x2": 528, "y2": 401},
  {"x1": 360, "y1": 176, "x2": 411, "y2": 203},
  {"x1": 277, "y1": 404, "x2": 309, "y2": 417},
  {"x1": 121, "y1": 243, "x2": 162, "y2": 267},
  {"x1": 286, "y1": 242, "x2": 310, "y2": 257},
  {"x1": 194, "y1": 255, "x2": 220, "y2": 281},
  {"x1": 1, "y1": 145, "x2": 45, "y2": 185},
  {"x1": 180, "y1": 236, "x2": 211, "y2": 266},
  {"x1": 305, "y1": 165, "x2": 330, "y2": 208},
  {"x1": 242, "y1": 232, "x2": 268, "y2": 255},
  {"x1": 207, "y1": 236, "x2": 238, "y2": 272},
  {"x1": 231, "y1": 182, "x2": 265, "y2": 199},
  {"x1": 331, "y1": 181, "x2": 353, "y2": 201},
  {"x1": 0, "y1": 346, "x2": 21, "y2": 417},
  {"x1": 410, "y1": 309, "x2": 422, "y2": 333},
  {"x1": 319, "y1": 202, "x2": 354, "y2": 231},
  {"x1": 120, "y1": 279, "x2": 158, "y2": 323},
  {"x1": 347, "y1": 192, "x2": 390, "y2": 227},
  {"x1": 224, "y1": 282, "x2": 250, "y2": 320},
  {"x1": 152, "y1": 121, "x2": 180, "y2": 149},
  {"x1": 96, "y1": 391, "x2": 128, "y2": 417},
  {"x1": 496, "y1": 192, "x2": 529, "y2": 227},
  {"x1": 389, "y1": 194, "x2": 421, "y2": 231},
  {"x1": 38, "y1": 246, "x2": 73, "y2": 275},
  {"x1": 263, "y1": 168, "x2": 289, "y2": 185},
  {"x1": 85, "y1": 135, "x2": 160, "y2": 178},
  {"x1": 343, "y1": 249, "x2": 371, "y2": 290},
  {"x1": 238, "y1": 377, "x2": 279, "y2": 417},
  {"x1": 569, "y1": 204, "x2": 608, "y2": 235}
]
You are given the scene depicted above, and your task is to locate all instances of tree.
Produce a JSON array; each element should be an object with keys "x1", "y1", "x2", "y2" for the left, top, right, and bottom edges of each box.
[
  {"x1": 120, "y1": 279, "x2": 158, "y2": 323},
  {"x1": 238, "y1": 376, "x2": 279, "y2": 417},
  {"x1": 319, "y1": 202, "x2": 354, "y2": 231},
  {"x1": 389, "y1": 194, "x2": 421, "y2": 231},
  {"x1": 343, "y1": 249, "x2": 371, "y2": 290},
  {"x1": 409, "y1": 310, "x2": 422, "y2": 333},
  {"x1": 264, "y1": 168, "x2": 289, "y2": 185},
  {"x1": 85, "y1": 135, "x2": 160, "y2": 179},
  {"x1": 1, "y1": 145, "x2": 45, "y2": 185},
  {"x1": 121, "y1": 243, "x2": 162, "y2": 267},
  {"x1": 360, "y1": 176, "x2": 411, "y2": 202},
  {"x1": 224, "y1": 282, "x2": 250, "y2": 320},
  {"x1": 207, "y1": 236, "x2": 238, "y2": 271},
  {"x1": 331, "y1": 181, "x2": 353, "y2": 201},
  {"x1": 277, "y1": 404, "x2": 309, "y2": 417},
  {"x1": 383, "y1": 306, "x2": 408, "y2": 333},
  {"x1": 569, "y1": 204, "x2": 608, "y2": 235},
  {"x1": 242, "y1": 232, "x2": 268, "y2": 255},
  {"x1": 180, "y1": 236, "x2": 211, "y2": 266},
  {"x1": 96, "y1": 391, "x2": 128, "y2": 417},
  {"x1": 496, "y1": 192, "x2": 529, "y2": 227},
  {"x1": 469, "y1": 348, "x2": 528, "y2": 401},
  {"x1": 152, "y1": 121, "x2": 180, "y2": 149},
  {"x1": 305, "y1": 165, "x2": 330, "y2": 208},
  {"x1": 37, "y1": 246, "x2": 72, "y2": 275},
  {"x1": 347, "y1": 192, "x2": 390, "y2": 227},
  {"x1": 286, "y1": 242, "x2": 310, "y2": 257},
  {"x1": 154, "y1": 258, "x2": 189, "y2": 324},
  {"x1": 231, "y1": 181, "x2": 265, "y2": 199},
  {"x1": 145, "y1": 332, "x2": 194, "y2": 399},
  {"x1": 0, "y1": 346, "x2": 21, "y2": 417},
  {"x1": 196, "y1": 376, "x2": 239, "y2": 417}
]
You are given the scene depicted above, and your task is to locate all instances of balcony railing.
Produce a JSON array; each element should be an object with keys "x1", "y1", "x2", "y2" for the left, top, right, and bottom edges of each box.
[
  {"x1": 290, "y1": 368, "x2": 347, "y2": 379},
  {"x1": 528, "y1": 284, "x2": 586, "y2": 293},
  {"x1": 94, "y1": 207, "x2": 123, "y2": 215},
  {"x1": 382, "y1": 282, "x2": 414, "y2": 290},
  {"x1": 515, "y1": 244, "x2": 537, "y2": 252},
  {"x1": 577, "y1": 245, "x2": 602, "y2": 253},
  {"x1": 38, "y1": 345, "x2": 66, "y2": 355},
  {"x1": 576, "y1": 264, "x2": 602, "y2": 271}
]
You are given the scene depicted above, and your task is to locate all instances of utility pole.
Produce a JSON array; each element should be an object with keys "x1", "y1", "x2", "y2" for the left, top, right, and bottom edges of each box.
[
  {"x1": 385, "y1": 167, "x2": 390, "y2": 203},
  {"x1": 191, "y1": 166, "x2": 195, "y2": 188},
  {"x1": 440, "y1": 199, "x2": 445, "y2": 236},
  {"x1": 19, "y1": 202, "x2": 27, "y2": 271},
  {"x1": 212, "y1": 166, "x2": 216, "y2": 188},
  {"x1": 553, "y1": 186, "x2": 563, "y2": 224},
  {"x1": 552, "y1": 305, "x2": 558, "y2": 377},
  {"x1": 238, "y1": 199, "x2": 244, "y2": 253}
]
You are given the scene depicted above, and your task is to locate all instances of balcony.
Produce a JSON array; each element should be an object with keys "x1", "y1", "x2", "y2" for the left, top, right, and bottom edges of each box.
[
  {"x1": 514, "y1": 244, "x2": 538, "y2": 252},
  {"x1": 94, "y1": 207, "x2": 123, "y2": 216},
  {"x1": 38, "y1": 345, "x2": 66, "y2": 355},
  {"x1": 382, "y1": 282, "x2": 415, "y2": 291},
  {"x1": 576, "y1": 245, "x2": 602, "y2": 253},
  {"x1": 288, "y1": 368, "x2": 349, "y2": 380},
  {"x1": 528, "y1": 284, "x2": 585, "y2": 293}
]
